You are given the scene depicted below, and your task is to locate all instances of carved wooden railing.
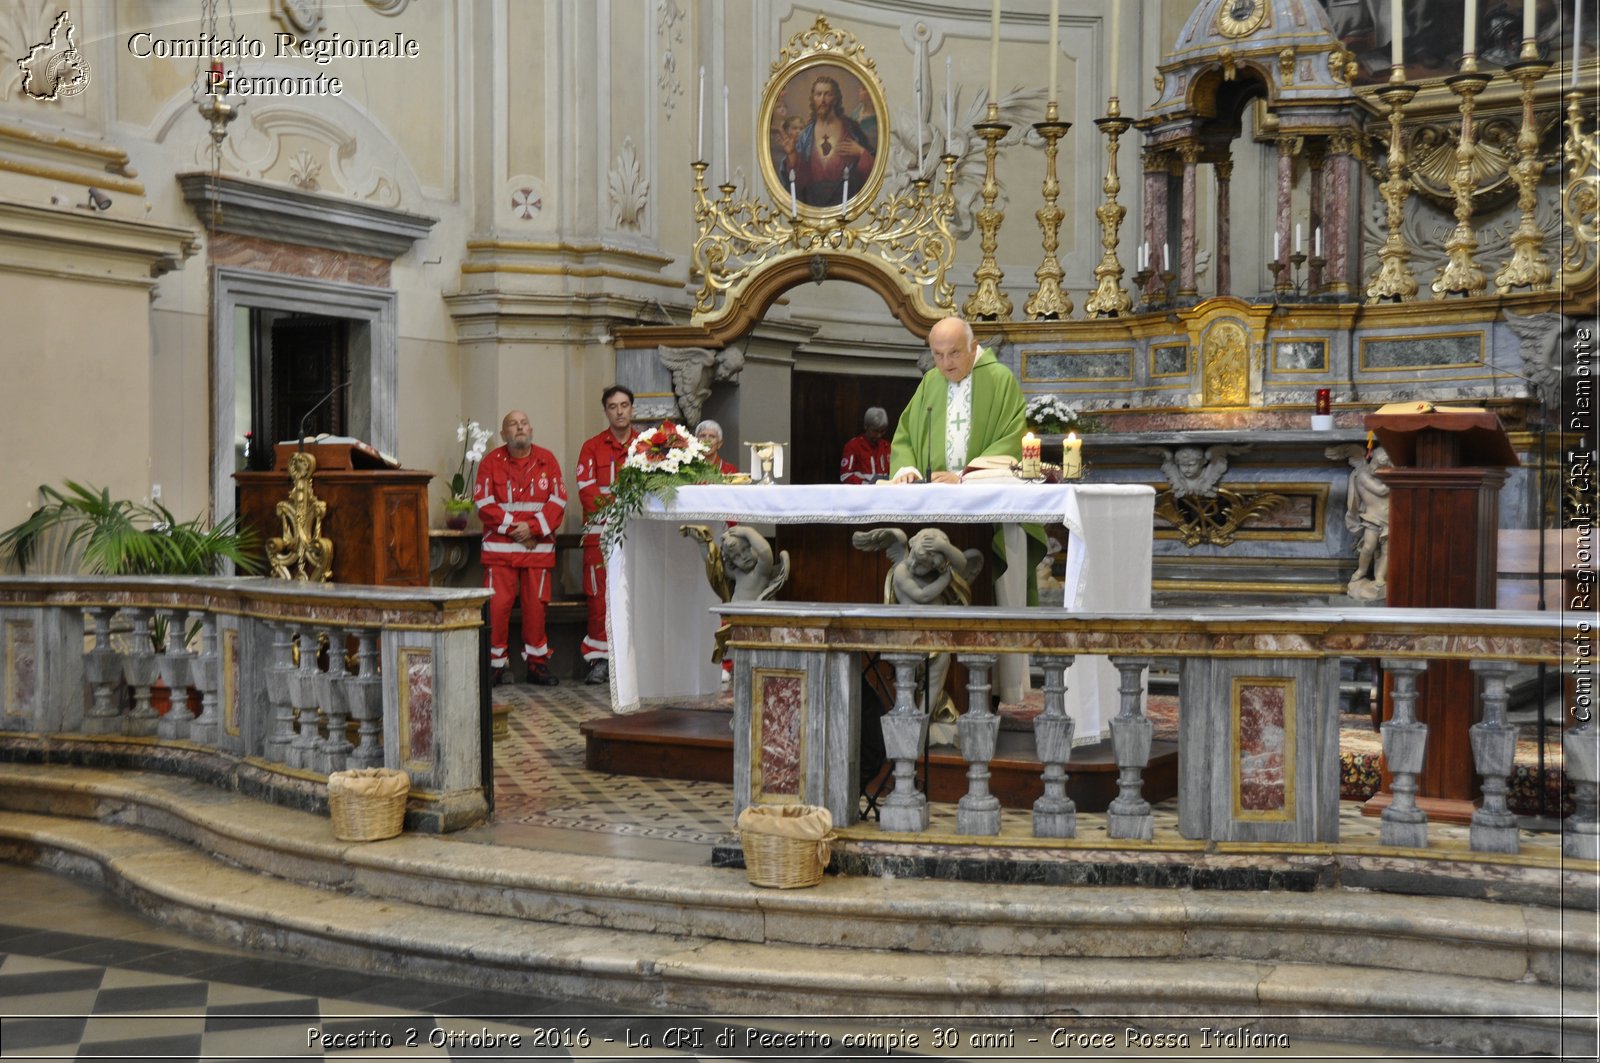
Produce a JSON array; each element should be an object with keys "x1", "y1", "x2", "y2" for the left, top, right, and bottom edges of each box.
[
  {"x1": 0, "y1": 576, "x2": 490, "y2": 832},
  {"x1": 717, "y1": 602, "x2": 1594, "y2": 860}
]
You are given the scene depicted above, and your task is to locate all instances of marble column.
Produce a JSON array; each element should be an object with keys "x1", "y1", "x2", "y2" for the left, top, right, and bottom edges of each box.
[
  {"x1": 1214, "y1": 158, "x2": 1233, "y2": 297},
  {"x1": 1306, "y1": 140, "x2": 1326, "y2": 293},
  {"x1": 1324, "y1": 132, "x2": 1358, "y2": 298},
  {"x1": 1178, "y1": 143, "x2": 1200, "y2": 300},
  {"x1": 1274, "y1": 136, "x2": 1296, "y2": 294},
  {"x1": 1142, "y1": 149, "x2": 1168, "y2": 303}
]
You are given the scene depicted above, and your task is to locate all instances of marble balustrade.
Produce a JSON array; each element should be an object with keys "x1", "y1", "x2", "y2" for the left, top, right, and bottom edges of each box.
[
  {"x1": 716, "y1": 601, "x2": 1592, "y2": 860},
  {"x1": 0, "y1": 576, "x2": 491, "y2": 833}
]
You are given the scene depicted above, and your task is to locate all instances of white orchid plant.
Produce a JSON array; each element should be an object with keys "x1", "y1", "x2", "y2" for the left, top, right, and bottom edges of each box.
[
  {"x1": 1025, "y1": 394, "x2": 1105, "y2": 435},
  {"x1": 448, "y1": 420, "x2": 493, "y2": 508}
]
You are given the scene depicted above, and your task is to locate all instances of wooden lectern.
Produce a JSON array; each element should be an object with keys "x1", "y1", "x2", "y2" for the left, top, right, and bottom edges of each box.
[
  {"x1": 1365, "y1": 407, "x2": 1518, "y2": 822},
  {"x1": 235, "y1": 441, "x2": 433, "y2": 587}
]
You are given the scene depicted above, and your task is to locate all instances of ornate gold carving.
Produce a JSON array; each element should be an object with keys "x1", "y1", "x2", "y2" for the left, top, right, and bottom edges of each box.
[
  {"x1": 1278, "y1": 47, "x2": 1295, "y2": 83},
  {"x1": 1367, "y1": 78, "x2": 1420, "y2": 303},
  {"x1": 267, "y1": 451, "x2": 333, "y2": 583},
  {"x1": 1432, "y1": 67, "x2": 1493, "y2": 298},
  {"x1": 770, "y1": 14, "x2": 875, "y2": 74},
  {"x1": 1218, "y1": 0, "x2": 1267, "y2": 39},
  {"x1": 1154, "y1": 488, "x2": 1289, "y2": 548},
  {"x1": 1562, "y1": 89, "x2": 1599, "y2": 290},
  {"x1": 1496, "y1": 60, "x2": 1555, "y2": 292},
  {"x1": 1202, "y1": 320, "x2": 1250, "y2": 406},
  {"x1": 1085, "y1": 101, "x2": 1133, "y2": 318},
  {"x1": 1026, "y1": 101, "x2": 1073, "y2": 320},
  {"x1": 963, "y1": 103, "x2": 1012, "y2": 321}
]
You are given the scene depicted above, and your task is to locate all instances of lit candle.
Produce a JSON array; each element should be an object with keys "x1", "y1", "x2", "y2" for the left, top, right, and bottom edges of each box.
[
  {"x1": 697, "y1": 65, "x2": 706, "y2": 161},
  {"x1": 1063, "y1": 432, "x2": 1083, "y2": 478},
  {"x1": 990, "y1": 0, "x2": 1001, "y2": 104},
  {"x1": 1390, "y1": 0, "x2": 1404, "y2": 69},
  {"x1": 1107, "y1": 0, "x2": 1120, "y2": 98},
  {"x1": 946, "y1": 54, "x2": 954, "y2": 149},
  {"x1": 1049, "y1": 0, "x2": 1060, "y2": 103},
  {"x1": 722, "y1": 84, "x2": 731, "y2": 184},
  {"x1": 1314, "y1": 226, "x2": 1323, "y2": 257},
  {"x1": 1524, "y1": 0, "x2": 1536, "y2": 42},
  {"x1": 1021, "y1": 431, "x2": 1041, "y2": 479},
  {"x1": 1464, "y1": 0, "x2": 1478, "y2": 56},
  {"x1": 842, "y1": 165, "x2": 850, "y2": 206},
  {"x1": 789, "y1": 168, "x2": 797, "y2": 215},
  {"x1": 1316, "y1": 388, "x2": 1332, "y2": 415}
]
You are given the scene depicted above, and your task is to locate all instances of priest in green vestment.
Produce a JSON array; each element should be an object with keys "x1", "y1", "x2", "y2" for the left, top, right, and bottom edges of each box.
[{"x1": 888, "y1": 316, "x2": 1047, "y2": 602}]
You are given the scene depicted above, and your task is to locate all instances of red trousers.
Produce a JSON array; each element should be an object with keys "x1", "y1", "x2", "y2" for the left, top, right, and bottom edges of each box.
[
  {"x1": 581, "y1": 541, "x2": 608, "y2": 662},
  {"x1": 485, "y1": 565, "x2": 551, "y2": 668}
]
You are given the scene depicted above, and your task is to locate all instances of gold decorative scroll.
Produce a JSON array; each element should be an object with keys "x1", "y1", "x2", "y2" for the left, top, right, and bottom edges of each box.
[{"x1": 267, "y1": 451, "x2": 334, "y2": 583}]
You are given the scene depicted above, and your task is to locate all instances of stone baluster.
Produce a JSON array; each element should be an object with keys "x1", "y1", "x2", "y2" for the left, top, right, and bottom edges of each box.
[
  {"x1": 263, "y1": 623, "x2": 298, "y2": 763},
  {"x1": 878, "y1": 652, "x2": 930, "y2": 833},
  {"x1": 1468, "y1": 660, "x2": 1520, "y2": 854},
  {"x1": 187, "y1": 613, "x2": 222, "y2": 747},
  {"x1": 82, "y1": 608, "x2": 123, "y2": 734},
  {"x1": 316, "y1": 628, "x2": 353, "y2": 774},
  {"x1": 156, "y1": 608, "x2": 194, "y2": 741},
  {"x1": 345, "y1": 629, "x2": 385, "y2": 769},
  {"x1": 1031, "y1": 655, "x2": 1076, "y2": 838},
  {"x1": 1107, "y1": 656, "x2": 1155, "y2": 841},
  {"x1": 955, "y1": 653, "x2": 1001, "y2": 836},
  {"x1": 1564, "y1": 701, "x2": 1599, "y2": 860},
  {"x1": 121, "y1": 609, "x2": 160, "y2": 737},
  {"x1": 1379, "y1": 659, "x2": 1428, "y2": 848},
  {"x1": 285, "y1": 628, "x2": 323, "y2": 770}
]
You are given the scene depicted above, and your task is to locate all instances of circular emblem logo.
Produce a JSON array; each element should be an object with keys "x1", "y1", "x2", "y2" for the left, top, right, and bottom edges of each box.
[{"x1": 45, "y1": 49, "x2": 90, "y2": 98}]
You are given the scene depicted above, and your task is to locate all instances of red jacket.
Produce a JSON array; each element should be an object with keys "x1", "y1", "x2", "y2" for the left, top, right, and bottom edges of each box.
[
  {"x1": 474, "y1": 444, "x2": 565, "y2": 568},
  {"x1": 840, "y1": 434, "x2": 891, "y2": 484},
  {"x1": 576, "y1": 428, "x2": 638, "y2": 544}
]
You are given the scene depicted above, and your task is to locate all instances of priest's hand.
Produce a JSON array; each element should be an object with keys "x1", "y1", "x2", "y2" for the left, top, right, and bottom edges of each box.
[
  {"x1": 889, "y1": 467, "x2": 922, "y2": 484},
  {"x1": 929, "y1": 471, "x2": 961, "y2": 484}
]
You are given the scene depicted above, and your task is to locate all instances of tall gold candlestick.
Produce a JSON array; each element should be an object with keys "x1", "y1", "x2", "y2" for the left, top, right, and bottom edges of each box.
[
  {"x1": 963, "y1": 102, "x2": 1014, "y2": 321},
  {"x1": 1025, "y1": 101, "x2": 1073, "y2": 320},
  {"x1": 1085, "y1": 98, "x2": 1134, "y2": 317},
  {"x1": 1495, "y1": 54, "x2": 1554, "y2": 291},
  {"x1": 1366, "y1": 72, "x2": 1420, "y2": 303},
  {"x1": 1432, "y1": 59, "x2": 1493, "y2": 297}
]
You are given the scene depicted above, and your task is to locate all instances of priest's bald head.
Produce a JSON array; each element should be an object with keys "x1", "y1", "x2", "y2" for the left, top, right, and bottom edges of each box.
[{"x1": 928, "y1": 316, "x2": 979, "y2": 384}]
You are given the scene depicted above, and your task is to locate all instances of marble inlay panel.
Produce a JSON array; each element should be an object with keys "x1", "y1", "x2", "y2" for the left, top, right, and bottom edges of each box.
[
  {"x1": 754, "y1": 669, "x2": 805, "y2": 799},
  {"x1": 1023, "y1": 350, "x2": 1134, "y2": 382},
  {"x1": 223, "y1": 629, "x2": 240, "y2": 737},
  {"x1": 1233, "y1": 677, "x2": 1294, "y2": 819},
  {"x1": 1272, "y1": 340, "x2": 1327, "y2": 372},
  {"x1": 208, "y1": 232, "x2": 391, "y2": 287},
  {"x1": 399, "y1": 647, "x2": 434, "y2": 772},
  {"x1": 1151, "y1": 344, "x2": 1189, "y2": 377},
  {"x1": 4, "y1": 620, "x2": 35, "y2": 719},
  {"x1": 1359, "y1": 333, "x2": 1482, "y2": 370}
]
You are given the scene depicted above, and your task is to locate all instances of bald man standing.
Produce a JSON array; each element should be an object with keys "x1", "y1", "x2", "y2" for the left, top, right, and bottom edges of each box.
[{"x1": 475, "y1": 409, "x2": 566, "y2": 686}]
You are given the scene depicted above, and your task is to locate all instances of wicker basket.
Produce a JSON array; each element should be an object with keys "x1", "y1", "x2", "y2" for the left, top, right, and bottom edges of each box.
[
  {"x1": 736, "y1": 804, "x2": 833, "y2": 888},
  {"x1": 327, "y1": 768, "x2": 410, "y2": 842}
]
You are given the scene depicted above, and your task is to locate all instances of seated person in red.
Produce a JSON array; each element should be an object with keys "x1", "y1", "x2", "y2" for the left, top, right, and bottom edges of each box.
[
  {"x1": 695, "y1": 419, "x2": 739, "y2": 474},
  {"x1": 839, "y1": 406, "x2": 890, "y2": 484},
  {"x1": 475, "y1": 409, "x2": 565, "y2": 686}
]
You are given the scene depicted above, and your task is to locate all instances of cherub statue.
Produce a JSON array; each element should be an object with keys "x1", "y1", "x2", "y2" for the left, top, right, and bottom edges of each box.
[
  {"x1": 852, "y1": 527, "x2": 984, "y2": 728},
  {"x1": 1152, "y1": 443, "x2": 1250, "y2": 498},
  {"x1": 680, "y1": 524, "x2": 790, "y2": 663},
  {"x1": 1328, "y1": 443, "x2": 1392, "y2": 601}
]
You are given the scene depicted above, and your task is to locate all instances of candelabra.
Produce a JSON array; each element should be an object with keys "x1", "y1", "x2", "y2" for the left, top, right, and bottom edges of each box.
[
  {"x1": 1496, "y1": 46, "x2": 1554, "y2": 292},
  {"x1": 1025, "y1": 101, "x2": 1073, "y2": 320},
  {"x1": 963, "y1": 102, "x2": 1013, "y2": 321},
  {"x1": 1132, "y1": 266, "x2": 1155, "y2": 307},
  {"x1": 1432, "y1": 57, "x2": 1493, "y2": 298},
  {"x1": 1366, "y1": 70, "x2": 1420, "y2": 303},
  {"x1": 1562, "y1": 87, "x2": 1599, "y2": 288},
  {"x1": 1084, "y1": 98, "x2": 1133, "y2": 318}
]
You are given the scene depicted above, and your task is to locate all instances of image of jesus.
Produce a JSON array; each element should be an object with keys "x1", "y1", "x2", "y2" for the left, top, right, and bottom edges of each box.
[{"x1": 777, "y1": 74, "x2": 877, "y2": 207}]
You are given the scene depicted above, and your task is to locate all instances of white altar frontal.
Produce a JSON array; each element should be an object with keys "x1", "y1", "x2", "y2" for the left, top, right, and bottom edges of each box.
[{"x1": 604, "y1": 482, "x2": 1155, "y2": 743}]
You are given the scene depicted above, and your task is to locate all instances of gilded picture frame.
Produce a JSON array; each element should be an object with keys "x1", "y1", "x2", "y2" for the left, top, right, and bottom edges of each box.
[{"x1": 757, "y1": 23, "x2": 888, "y2": 217}]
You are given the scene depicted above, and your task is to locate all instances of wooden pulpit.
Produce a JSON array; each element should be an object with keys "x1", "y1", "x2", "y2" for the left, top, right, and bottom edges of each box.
[
  {"x1": 1365, "y1": 408, "x2": 1518, "y2": 821},
  {"x1": 235, "y1": 442, "x2": 434, "y2": 587}
]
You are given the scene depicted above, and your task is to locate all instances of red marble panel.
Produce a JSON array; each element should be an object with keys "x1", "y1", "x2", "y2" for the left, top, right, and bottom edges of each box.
[
  {"x1": 404, "y1": 651, "x2": 434, "y2": 764},
  {"x1": 208, "y1": 233, "x2": 391, "y2": 287},
  {"x1": 1236, "y1": 681, "x2": 1288, "y2": 812},
  {"x1": 757, "y1": 672, "x2": 804, "y2": 796}
]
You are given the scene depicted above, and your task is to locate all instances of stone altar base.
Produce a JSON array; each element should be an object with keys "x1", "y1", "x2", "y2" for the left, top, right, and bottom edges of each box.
[{"x1": 580, "y1": 707, "x2": 1178, "y2": 813}]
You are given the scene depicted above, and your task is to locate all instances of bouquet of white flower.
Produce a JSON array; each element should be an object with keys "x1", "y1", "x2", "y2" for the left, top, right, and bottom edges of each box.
[{"x1": 448, "y1": 420, "x2": 493, "y2": 507}]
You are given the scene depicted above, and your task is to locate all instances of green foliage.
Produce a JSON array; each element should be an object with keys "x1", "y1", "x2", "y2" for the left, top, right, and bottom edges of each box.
[
  {"x1": 0, "y1": 481, "x2": 263, "y2": 576},
  {"x1": 598, "y1": 462, "x2": 728, "y2": 557}
]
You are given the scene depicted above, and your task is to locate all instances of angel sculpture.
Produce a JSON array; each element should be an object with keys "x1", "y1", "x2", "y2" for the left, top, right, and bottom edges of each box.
[
  {"x1": 680, "y1": 524, "x2": 790, "y2": 664},
  {"x1": 1153, "y1": 443, "x2": 1251, "y2": 498},
  {"x1": 852, "y1": 527, "x2": 984, "y2": 730},
  {"x1": 1328, "y1": 443, "x2": 1393, "y2": 601}
]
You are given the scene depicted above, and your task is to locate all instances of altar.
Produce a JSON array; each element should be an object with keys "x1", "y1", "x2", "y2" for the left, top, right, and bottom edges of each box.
[{"x1": 605, "y1": 482, "x2": 1155, "y2": 743}]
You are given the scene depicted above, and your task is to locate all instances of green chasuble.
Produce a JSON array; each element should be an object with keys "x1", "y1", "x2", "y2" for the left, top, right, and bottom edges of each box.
[{"x1": 888, "y1": 348, "x2": 1048, "y2": 603}]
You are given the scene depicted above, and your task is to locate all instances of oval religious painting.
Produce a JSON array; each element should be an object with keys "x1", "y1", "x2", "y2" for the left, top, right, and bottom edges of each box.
[{"x1": 759, "y1": 49, "x2": 888, "y2": 216}]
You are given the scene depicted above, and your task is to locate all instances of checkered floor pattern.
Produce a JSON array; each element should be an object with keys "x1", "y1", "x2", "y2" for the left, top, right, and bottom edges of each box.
[{"x1": 491, "y1": 685, "x2": 737, "y2": 846}]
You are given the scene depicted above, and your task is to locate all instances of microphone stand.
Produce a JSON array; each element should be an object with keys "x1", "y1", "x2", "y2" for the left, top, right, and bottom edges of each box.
[
  {"x1": 296, "y1": 379, "x2": 351, "y2": 454},
  {"x1": 921, "y1": 405, "x2": 933, "y2": 483}
]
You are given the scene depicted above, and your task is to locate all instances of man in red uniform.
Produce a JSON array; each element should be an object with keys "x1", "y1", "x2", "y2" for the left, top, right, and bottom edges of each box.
[
  {"x1": 839, "y1": 406, "x2": 890, "y2": 484},
  {"x1": 575, "y1": 385, "x2": 639, "y2": 686},
  {"x1": 475, "y1": 409, "x2": 565, "y2": 686}
]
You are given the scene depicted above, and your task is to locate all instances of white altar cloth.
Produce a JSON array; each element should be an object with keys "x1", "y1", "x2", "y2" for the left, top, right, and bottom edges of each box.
[{"x1": 605, "y1": 482, "x2": 1155, "y2": 742}]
